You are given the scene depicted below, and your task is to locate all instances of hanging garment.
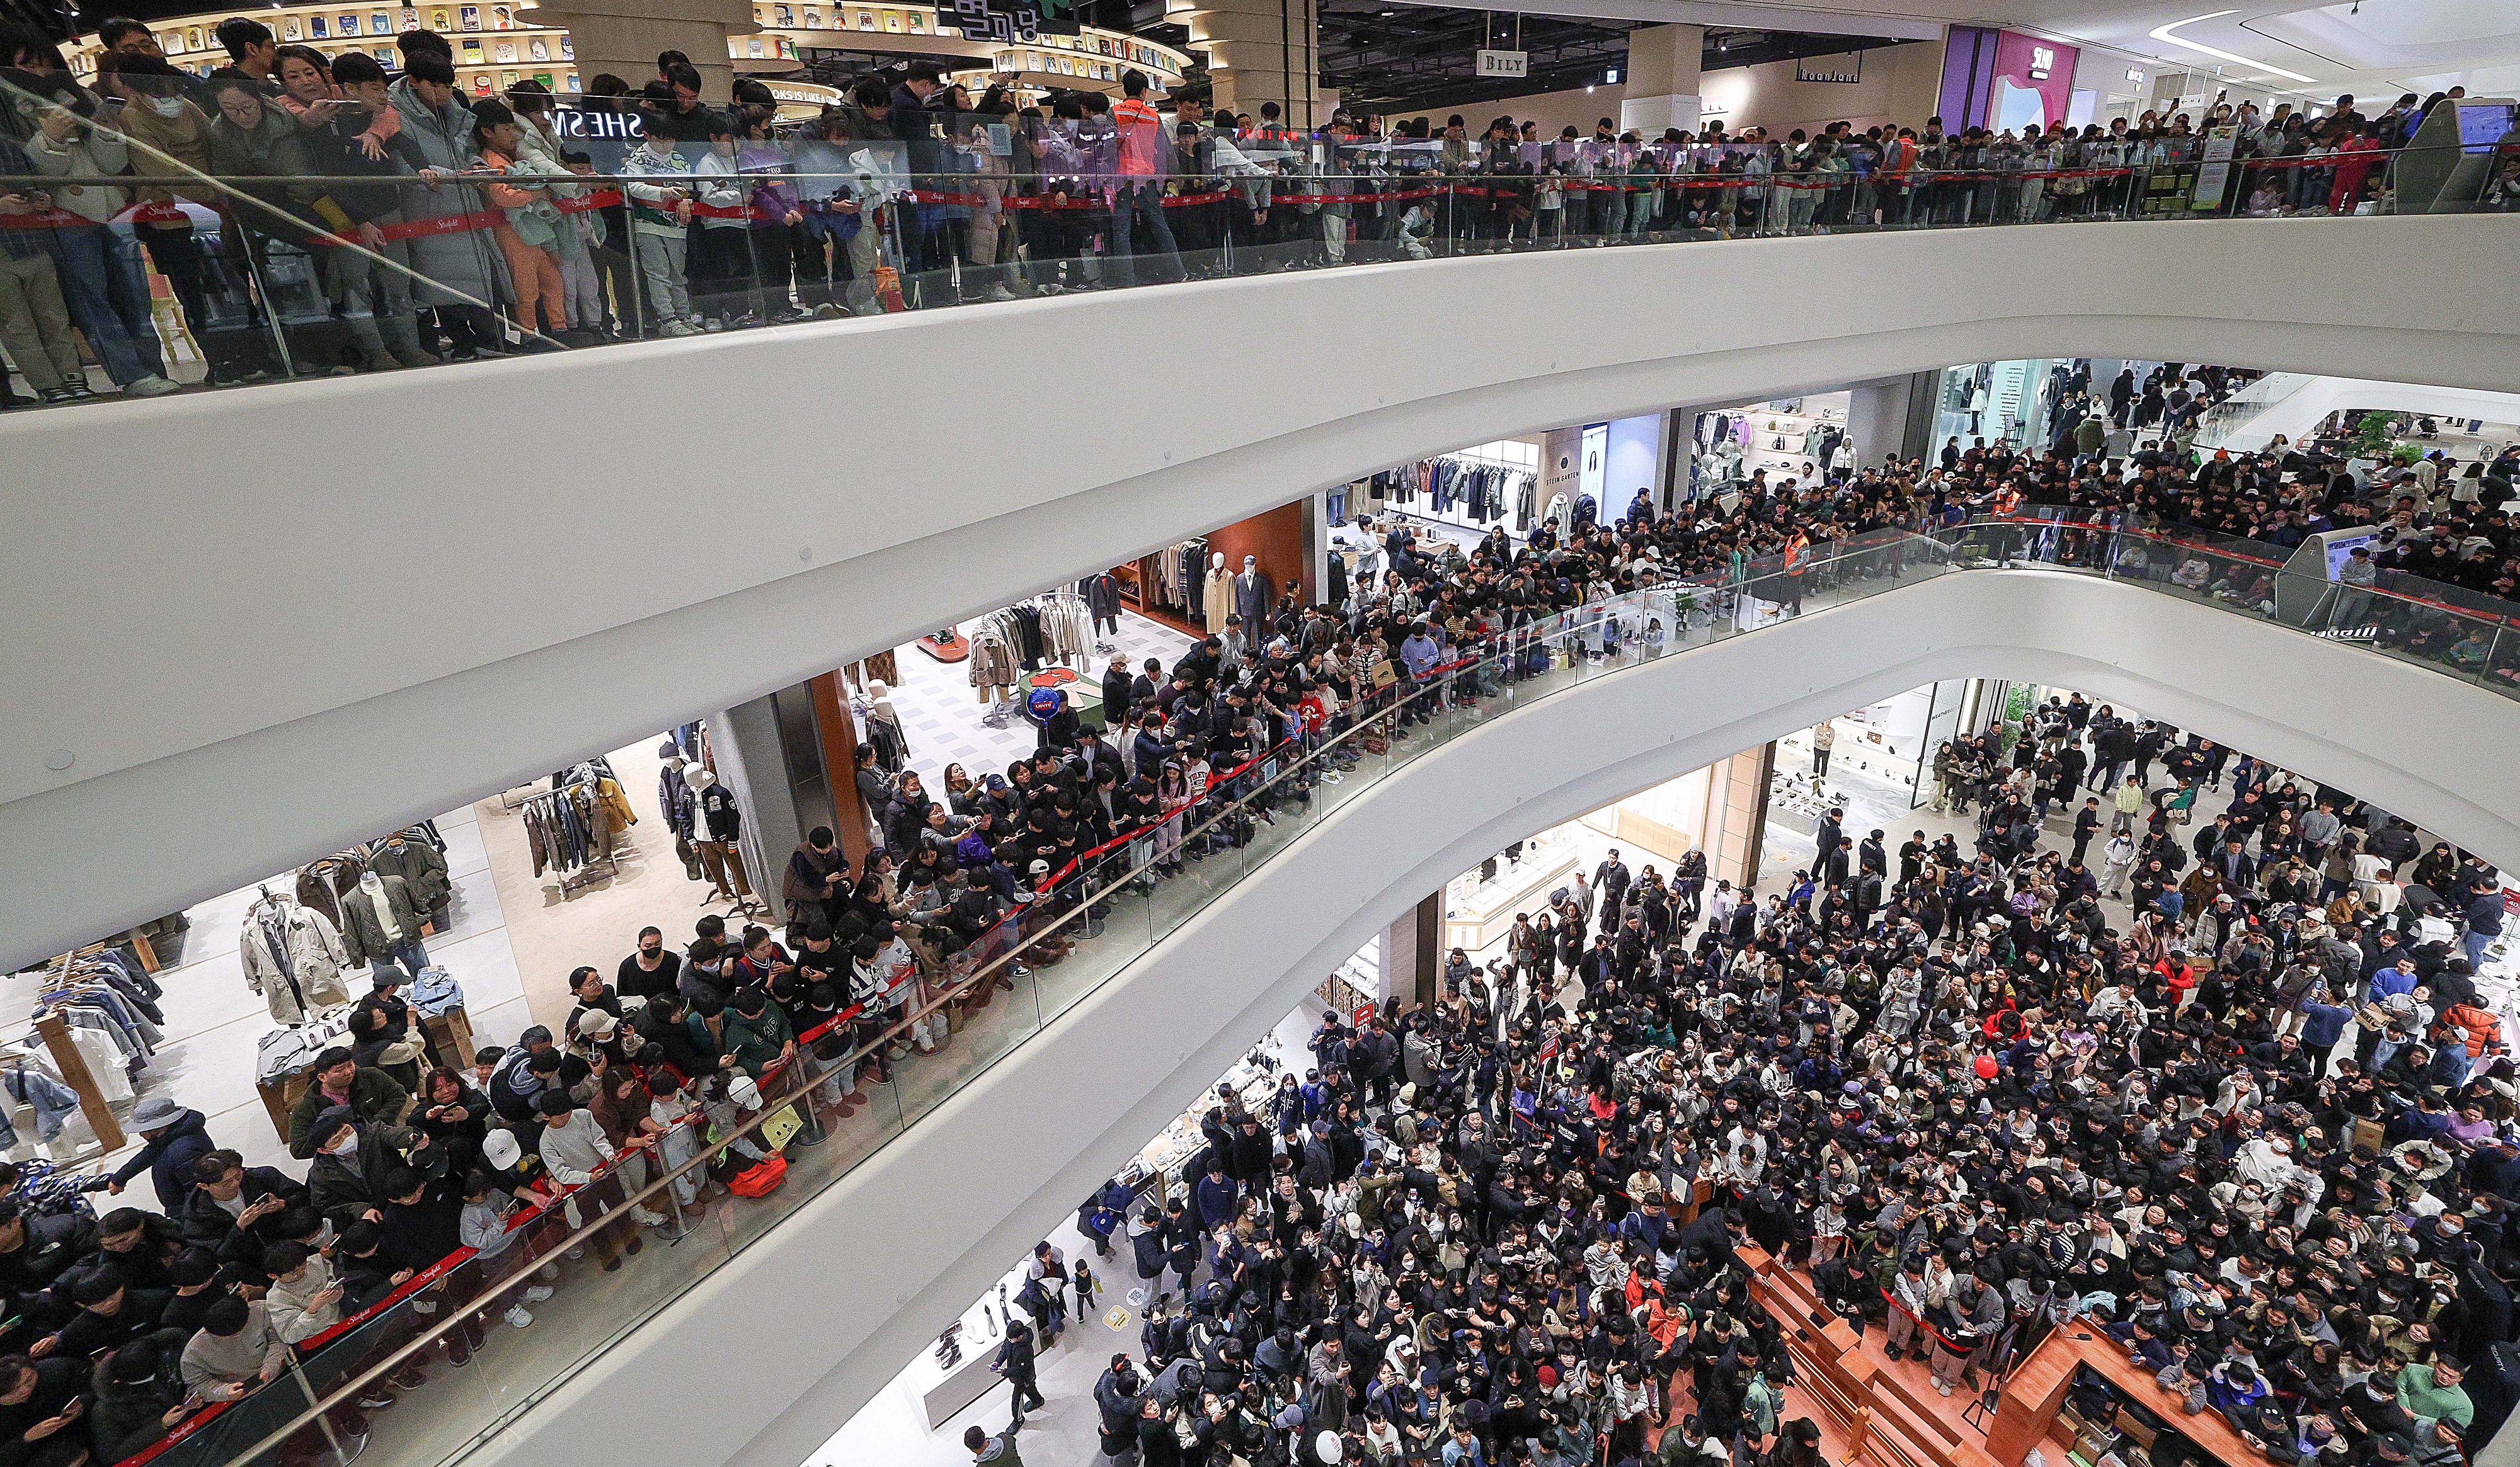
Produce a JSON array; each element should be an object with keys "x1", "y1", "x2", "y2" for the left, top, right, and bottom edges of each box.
[
  {"x1": 293, "y1": 857, "x2": 363, "y2": 935},
  {"x1": 2, "y1": 1061, "x2": 79, "y2": 1142},
  {"x1": 60, "y1": 1024, "x2": 134, "y2": 1103},
  {"x1": 365, "y1": 836, "x2": 450, "y2": 915},
  {"x1": 239, "y1": 902, "x2": 353, "y2": 1025}
]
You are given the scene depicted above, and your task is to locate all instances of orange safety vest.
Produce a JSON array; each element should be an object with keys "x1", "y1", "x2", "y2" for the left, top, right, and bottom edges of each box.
[
  {"x1": 1113, "y1": 96, "x2": 1164, "y2": 178},
  {"x1": 1783, "y1": 533, "x2": 1809, "y2": 570}
]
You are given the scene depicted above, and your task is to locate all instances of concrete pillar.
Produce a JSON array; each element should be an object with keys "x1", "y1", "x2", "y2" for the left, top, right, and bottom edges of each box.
[
  {"x1": 534, "y1": 0, "x2": 748, "y2": 101},
  {"x1": 807, "y1": 672, "x2": 876, "y2": 871},
  {"x1": 1618, "y1": 24, "x2": 1703, "y2": 137},
  {"x1": 704, "y1": 695, "x2": 798, "y2": 923},
  {"x1": 1378, "y1": 891, "x2": 1439, "y2": 1015},
  {"x1": 709, "y1": 682, "x2": 847, "y2": 922},
  {"x1": 1171, "y1": 0, "x2": 1325, "y2": 129},
  {"x1": 1845, "y1": 377, "x2": 1916, "y2": 474},
  {"x1": 1665, "y1": 406, "x2": 1696, "y2": 506},
  {"x1": 1702, "y1": 741, "x2": 1773, "y2": 891}
]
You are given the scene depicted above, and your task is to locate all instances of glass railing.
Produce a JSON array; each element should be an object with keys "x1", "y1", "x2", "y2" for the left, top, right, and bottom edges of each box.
[
  {"x1": 89, "y1": 512, "x2": 2520, "y2": 1467},
  {"x1": 0, "y1": 67, "x2": 2508, "y2": 411},
  {"x1": 1949, "y1": 511, "x2": 2520, "y2": 695}
]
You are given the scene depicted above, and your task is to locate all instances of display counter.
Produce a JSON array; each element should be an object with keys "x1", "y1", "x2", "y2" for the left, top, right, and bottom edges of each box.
[
  {"x1": 1124, "y1": 1030, "x2": 1292, "y2": 1190},
  {"x1": 1441, "y1": 829, "x2": 1576, "y2": 955}
]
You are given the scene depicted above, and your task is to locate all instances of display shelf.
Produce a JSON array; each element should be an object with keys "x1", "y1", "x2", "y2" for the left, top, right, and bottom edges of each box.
[{"x1": 65, "y1": 3, "x2": 570, "y2": 77}]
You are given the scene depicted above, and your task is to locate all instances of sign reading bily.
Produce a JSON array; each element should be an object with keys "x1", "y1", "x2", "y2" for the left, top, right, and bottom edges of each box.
[{"x1": 1475, "y1": 49, "x2": 1528, "y2": 78}]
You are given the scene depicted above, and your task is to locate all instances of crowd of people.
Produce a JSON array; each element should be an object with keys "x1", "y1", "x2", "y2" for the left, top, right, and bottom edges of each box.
[
  {"x1": 1025, "y1": 673, "x2": 2516, "y2": 1467},
  {"x1": 3, "y1": 14, "x2": 2510, "y2": 401},
  {"x1": 2, "y1": 340, "x2": 2512, "y2": 1465}
]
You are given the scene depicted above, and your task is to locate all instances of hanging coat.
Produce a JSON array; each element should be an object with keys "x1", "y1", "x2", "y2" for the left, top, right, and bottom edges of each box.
[
  {"x1": 367, "y1": 837, "x2": 450, "y2": 913},
  {"x1": 338, "y1": 874, "x2": 425, "y2": 968},
  {"x1": 240, "y1": 905, "x2": 354, "y2": 1024}
]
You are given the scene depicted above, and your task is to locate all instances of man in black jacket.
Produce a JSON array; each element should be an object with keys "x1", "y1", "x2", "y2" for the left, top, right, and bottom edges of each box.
[{"x1": 180, "y1": 1151, "x2": 304, "y2": 1284}]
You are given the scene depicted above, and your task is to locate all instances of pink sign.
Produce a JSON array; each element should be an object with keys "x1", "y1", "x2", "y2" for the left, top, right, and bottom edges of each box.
[{"x1": 1989, "y1": 29, "x2": 2079, "y2": 132}]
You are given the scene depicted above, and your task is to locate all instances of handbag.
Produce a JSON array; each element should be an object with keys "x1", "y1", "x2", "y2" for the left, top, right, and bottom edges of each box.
[{"x1": 728, "y1": 1154, "x2": 788, "y2": 1197}]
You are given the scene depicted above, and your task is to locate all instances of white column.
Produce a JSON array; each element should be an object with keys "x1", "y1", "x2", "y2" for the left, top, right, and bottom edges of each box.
[{"x1": 1617, "y1": 24, "x2": 1703, "y2": 137}]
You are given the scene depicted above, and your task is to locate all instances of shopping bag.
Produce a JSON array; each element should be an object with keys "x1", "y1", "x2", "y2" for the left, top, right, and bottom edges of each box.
[
  {"x1": 728, "y1": 1155, "x2": 789, "y2": 1197},
  {"x1": 759, "y1": 1104, "x2": 805, "y2": 1151}
]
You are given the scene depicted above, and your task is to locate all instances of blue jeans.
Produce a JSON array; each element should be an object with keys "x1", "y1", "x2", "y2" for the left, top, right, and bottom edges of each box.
[
  {"x1": 1106, "y1": 182, "x2": 1181, "y2": 288},
  {"x1": 2466, "y1": 929, "x2": 2496, "y2": 969},
  {"x1": 52, "y1": 224, "x2": 166, "y2": 386},
  {"x1": 372, "y1": 937, "x2": 430, "y2": 981}
]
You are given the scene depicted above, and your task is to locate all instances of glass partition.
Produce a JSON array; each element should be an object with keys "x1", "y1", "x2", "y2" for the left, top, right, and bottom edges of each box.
[{"x1": 0, "y1": 59, "x2": 2507, "y2": 408}]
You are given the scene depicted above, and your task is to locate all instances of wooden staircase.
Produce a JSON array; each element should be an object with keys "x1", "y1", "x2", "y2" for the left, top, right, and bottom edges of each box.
[{"x1": 1736, "y1": 1245, "x2": 2003, "y2": 1467}]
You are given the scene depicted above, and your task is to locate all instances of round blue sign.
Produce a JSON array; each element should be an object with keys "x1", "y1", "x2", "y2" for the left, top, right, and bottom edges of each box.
[{"x1": 1024, "y1": 686, "x2": 1068, "y2": 724}]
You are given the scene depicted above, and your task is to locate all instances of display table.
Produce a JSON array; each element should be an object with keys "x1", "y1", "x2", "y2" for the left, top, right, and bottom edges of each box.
[
  {"x1": 905, "y1": 1259, "x2": 1024, "y2": 1429},
  {"x1": 1442, "y1": 834, "x2": 1576, "y2": 955},
  {"x1": 1029, "y1": 669, "x2": 1104, "y2": 731}
]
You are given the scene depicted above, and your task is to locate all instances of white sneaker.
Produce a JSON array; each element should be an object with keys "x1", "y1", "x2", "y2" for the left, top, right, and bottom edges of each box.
[
  {"x1": 522, "y1": 1285, "x2": 554, "y2": 1304},
  {"x1": 660, "y1": 321, "x2": 694, "y2": 338},
  {"x1": 636, "y1": 1209, "x2": 669, "y2": 1228},
  {"x1": 985, "y1": 284, "x2": 1016, "y2": 301},
  {"x1": 123, "y1": 374, "x2": 182, "y2": 398},
  {"x1": 566, "y1": 1247, "x2": 587, "y2": 1260},
  {"x1": 537, "y1": 1263, "x2": 561, "y2": 1283},
  {"x1": 505, "y1": 1305, "x2": 535, "y2": 1329}
]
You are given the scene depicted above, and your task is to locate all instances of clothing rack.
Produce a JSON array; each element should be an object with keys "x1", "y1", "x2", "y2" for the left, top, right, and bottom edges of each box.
[
  {"x1": 1122, "y1": 539, "x2": 1213, "y2": 636},
  {"x1": 966, "y1": 592, "x2": 1096, "y2": 724},
  {"x1": 520, "y1": 776, "x2": 615, "y2": 895},
  {"x1": 13, "y1": 950, "x2": 153, "y2": 1155},
  {"x1": 1362, "y1": 446, "x2": 1539, "y2": 538}
]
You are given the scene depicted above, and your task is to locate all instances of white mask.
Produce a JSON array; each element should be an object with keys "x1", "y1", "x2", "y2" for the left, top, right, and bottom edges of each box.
[
  {"x1": 327, "y1": 1131, "x2": 360, "y2": 1156},
  {"x1": 149, "y1": 96, "x2": 186, "y2": 118}
]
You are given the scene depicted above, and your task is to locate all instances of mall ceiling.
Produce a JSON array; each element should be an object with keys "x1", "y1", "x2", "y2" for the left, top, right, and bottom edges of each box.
[{"x1": 1315, "y1": 6, "x2": 1913, "y2": 114}]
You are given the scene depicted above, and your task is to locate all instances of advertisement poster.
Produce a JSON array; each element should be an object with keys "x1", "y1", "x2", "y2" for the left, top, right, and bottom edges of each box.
[{"x1": 2192, "y1": 125, "x2": 2238, "y2": 209}]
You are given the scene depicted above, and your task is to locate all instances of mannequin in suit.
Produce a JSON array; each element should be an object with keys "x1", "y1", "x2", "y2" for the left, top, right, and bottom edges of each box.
[
  {"x1": 1203, "y1": 552, "x2": 1233, "y2": 634},
  {"x1": 1232, "y1": 555, "x2": 1269, "y2": 632}
]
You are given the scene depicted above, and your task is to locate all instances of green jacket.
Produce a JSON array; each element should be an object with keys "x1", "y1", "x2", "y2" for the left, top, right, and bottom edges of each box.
[
  {"x1": 287, "y1": 1066, "x2": 413, "y2": 1159},
  {"x1": 721, "y1": 1004, "x2": 796, "y2": 1078}
]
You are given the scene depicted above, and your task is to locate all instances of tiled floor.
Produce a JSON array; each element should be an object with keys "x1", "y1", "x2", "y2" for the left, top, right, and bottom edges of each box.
[{"x1": 883, "y1": 609, "x2": 1194, "y2": 793}]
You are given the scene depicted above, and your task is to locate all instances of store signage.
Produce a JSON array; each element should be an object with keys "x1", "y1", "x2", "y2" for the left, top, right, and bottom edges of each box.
[
  {"x1": 1024, "y1": 686, "x2": 1067, "y2": 723},
  {"x1": 765, "y1": 81, "x2": 842, "y2": 107},
  {"x1": 2125, "y1": 66, "x2": 2146, "y2": 84},
  {"x1": 2029, "y1": 45, "x2": 2056, "y2": 79},
  {"x1": 547, "y1": 105, "x2": 643, "y2": 140},
  {"x1": 943, "y1": 0, "x2": 1079, "y2": 42},
  {"x1": 1475, "y1": 49, "x2": 1528, "y2": 79}
]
